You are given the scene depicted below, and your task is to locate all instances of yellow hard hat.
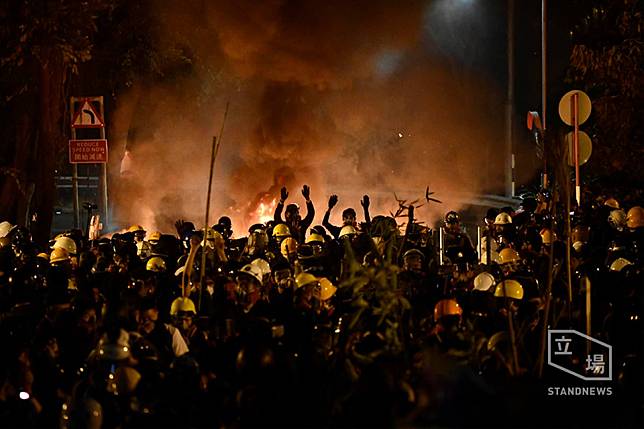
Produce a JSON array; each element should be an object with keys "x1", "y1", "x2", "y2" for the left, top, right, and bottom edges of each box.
[
  {"x1": 201, "y1": 228, "x2": 223, "y2": 246},
  {"x1": 433, "y1": 299, "x2": 463, "y2": 322},
  {"x1": 339, "y1": 225, "x2": 357, "y2": 238},
  {"x1": 318, "y1": 277, "x2": 337, "y2": 301},
  {"x1": 626, "y1": 206, "x2": 644, "y2": 229},
  {"x1": 306, "y1": 233, "x2": 325, "y2": 244},
  {"x1": 494, "y1": 213, "x2": 513, "y2": 225},
  {"x1": 494, "y1": 279, "x2": 524, "y2": 300},
  {"x1": 128, "y1": 224, "x2": 145, "y2": 233},
  {"x1": 0, "y1": 221, "x2": 13, "y2": 238},
  {"x1": 170, "y1": 297, "x2": 196, "y2": 316},
  {"x1": 148, "y1": 231, "x2": 162, "y2": 242},
  {"x1": 146, "y1": 257, "x2": 167, "y2": 272},
  {"x1": 604, "y1": 198, "x2": 620, "y2": 209},
  {"x1": 51, "y1": 236, "x2": 77, "y2": 255},
  {"x1": 50, "y1": 247, "x2": 70, "y2": 264},
  {"x1": 272, "y1": 224, "x2": 291, "y2": 238},
  {"x1": 609, "y1": 257, "x2": 633, "y2": 272},
  {"x1": 499, "y1": 248, "x2": 521, "y2": 264},
  {"x1": 540, "y1": 228, "x2": 554, "y2": 246},
  {"x1": 37, "y1": 252, "x2": 50, "y2": 261},
  {"x1": 280, "y1": 237, "x2": 298, "y2": 258},
  {"x1": 295, "y1": 272, "x2": 318, "y2": 290},
  {"x1": 0, "y1": 237, "x2": 10, "y2": 248}
]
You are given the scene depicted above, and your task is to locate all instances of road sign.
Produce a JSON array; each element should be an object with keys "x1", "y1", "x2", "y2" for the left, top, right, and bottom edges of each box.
[
  {"x1": 69, "y1": 139, "x2": 108, "y2": 164},
  {"x1": 565, "y1": 131, "x2": 592, "y2": 166},
  {"x1": 72, "y1": 99, "x2": 104, "y2": 128},
  {"x1": 558, "y1": 90, "x2": 591, "y2": 126}
]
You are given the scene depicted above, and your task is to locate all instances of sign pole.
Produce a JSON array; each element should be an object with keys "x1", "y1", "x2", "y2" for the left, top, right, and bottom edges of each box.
[
  {"x1": 70, "y1": 97, "x2": 80, "y2": 229},
  {"x1": 541, "y1": 0, "x2": 548, "y2": 188},
  {"x1": 98, "y1": 96, "x2": 109, "y2": 227},
  {"x1": 572, "y1": 93, "x2": 581, "y2": 205},
  {"x1": 585, "y1": 276, "x2": 591, "y2": 356}
]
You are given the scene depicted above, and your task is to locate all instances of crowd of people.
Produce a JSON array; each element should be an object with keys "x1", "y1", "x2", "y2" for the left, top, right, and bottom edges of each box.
[{"x1": 0, "y1": 185, "x2": 642, "y2": 428}]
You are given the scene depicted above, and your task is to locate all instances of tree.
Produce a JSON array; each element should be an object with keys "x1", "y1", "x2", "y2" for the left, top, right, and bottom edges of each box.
[
  {"x1": 0, "y1": 0, "x2": 111, "y2": 242},
  {"x1": 566, "y1": 0, "x2": 644, "y2": 193}
]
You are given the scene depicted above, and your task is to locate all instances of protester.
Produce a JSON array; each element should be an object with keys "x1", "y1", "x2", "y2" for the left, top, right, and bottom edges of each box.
[{"x1": 0, "y1": 185, "x2": 641, "y2": 428}]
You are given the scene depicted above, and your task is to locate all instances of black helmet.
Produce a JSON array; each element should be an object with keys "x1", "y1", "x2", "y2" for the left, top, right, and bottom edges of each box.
[{"x1": 444, "y1": 211, "x2": 460, "y2": 224}]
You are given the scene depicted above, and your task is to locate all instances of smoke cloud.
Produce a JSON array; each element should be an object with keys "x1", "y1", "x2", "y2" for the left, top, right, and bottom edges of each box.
[{"x1": 110, "y1": 0, "x2": 508, "y2": 236}]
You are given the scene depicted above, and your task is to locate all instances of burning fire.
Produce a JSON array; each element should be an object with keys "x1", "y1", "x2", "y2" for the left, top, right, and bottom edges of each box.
[{"x1": 255, "y1": 197, "x2": 277, "y2": 224}]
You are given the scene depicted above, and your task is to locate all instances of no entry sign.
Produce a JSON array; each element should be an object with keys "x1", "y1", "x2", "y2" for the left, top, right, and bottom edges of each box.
[{"x1": 69, "y1": 139, "x2": 108, "y2": 164}]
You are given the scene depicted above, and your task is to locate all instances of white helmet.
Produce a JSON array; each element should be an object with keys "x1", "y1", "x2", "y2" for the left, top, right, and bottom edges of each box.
[
  {"x1": 251, "y1": 258, "x2": 271, "y2": 278},
  {"x1": 608, "y1": 209, "x2": 626, "y2": 230},
  {"x1": 473, "y1": 272, "x2": 495, "y2": 291},
  {"x1": 51, "y1": 236, "x2": 77, "y2": 255},
  {"x1": 339, "y1": 225, "x2": 357, "y2": 238},
  {"x1": 494, "y1": 213, "x2": 513, "y2": 225},
  {"x1": 238, "y1": 263, "x2": 263, "y2": 284}
]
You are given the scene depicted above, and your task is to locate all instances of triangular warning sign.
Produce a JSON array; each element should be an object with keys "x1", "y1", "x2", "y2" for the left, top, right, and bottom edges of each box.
[{"x1": 72, "y1": 99, "x2": 104, "y2": 128}]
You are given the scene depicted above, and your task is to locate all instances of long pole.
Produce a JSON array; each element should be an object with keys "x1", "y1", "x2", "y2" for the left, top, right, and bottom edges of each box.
[
  {"x1": 585, "y1": 276, "x2": 591, "y2": 356},
  {"x1": 98, "y1": 96, "x2": 109, "y2": 228},
  {"x1": 198, "y1": 102, "x2": 229, "y2": 312},
  {"x1": 501, "y1": 280, "x2": 520, "y2": 376},
  {"x1": 199, "y1": 136, "x2": 219, "y2": 312},
  {"x1": 70, "y1": 98, "x2": 80, "y2": 229},
  {"x1": 541, "y1": 0, "x2": 548, "y2": 188},
  {"x1": 537, "y1": 194, "x2": 556, "y2": 377},
  {"x1": 505, "y1": 0, "x2": 515, "y2": 198},
  {"x1": 572, "y1": 94, "x2": 581, "y2": 205}
]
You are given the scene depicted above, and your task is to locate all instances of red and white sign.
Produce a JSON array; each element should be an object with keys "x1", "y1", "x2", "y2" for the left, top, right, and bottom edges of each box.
[
  {"x1": 71, "y1": 99, "x2": 104, "y2": 128},
  {"x1": 69, "y1": 139, "x2": 108, "y2": 164}
]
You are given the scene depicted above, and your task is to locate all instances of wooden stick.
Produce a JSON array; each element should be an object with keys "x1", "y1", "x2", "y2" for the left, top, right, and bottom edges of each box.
[{"x1": 198, "y1": 102, "x2": 229, "y2": 312}]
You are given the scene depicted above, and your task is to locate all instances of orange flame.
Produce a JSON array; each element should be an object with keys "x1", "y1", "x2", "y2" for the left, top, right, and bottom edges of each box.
[{"x1": 255, "y1": 197, "x2": 277, "y2": 224}]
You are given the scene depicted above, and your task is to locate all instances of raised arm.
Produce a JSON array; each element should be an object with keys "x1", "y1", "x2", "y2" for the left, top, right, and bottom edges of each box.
[
  {"x1": 274, "y1": 186, "x2": 288, "y2": 223},
  {"x1": 323, "y1": 195, "x2": 341, "y2": 238},
  {"x1": 361, "y1": 195, "x2": 371, "y2": 225},
  {"x1": 301, "y1": 185, "x2": 315, "y2": 226}
]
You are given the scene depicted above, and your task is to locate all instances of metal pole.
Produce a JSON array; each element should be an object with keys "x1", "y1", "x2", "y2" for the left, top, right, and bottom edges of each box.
[
  {"x1": 439, "y1": 226, "x2": 444, "y2": 266},
  {"x1": 477, "y1": 226, "x2": 482, "y2": 263},
  {"x1": 541, "y1": 0, "x2": 548, "y2": 188},
  {"x1": 98, "y1": 96, "x2": 109, "y2": 227},
  {"x1": 572, "y1": 94, "x2": 581, "y2": 205},
  {"x1": 72, "y1": 165, "x2": 79, "y2": 229},
  {"x1": 70, "y1": 97, "x2": 80, "y2": 229},
  {"x1": 505, "y1": 0, "x2": 515, "y2": 198},
  {"x1": 585, "y1": 276, "x2": 591, "y2": 356}
]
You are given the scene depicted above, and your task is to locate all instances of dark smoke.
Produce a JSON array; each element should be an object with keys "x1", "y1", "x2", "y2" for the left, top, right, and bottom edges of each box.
[{"x1": 110, "y1": 0, "x2": 509, "y2": 235}]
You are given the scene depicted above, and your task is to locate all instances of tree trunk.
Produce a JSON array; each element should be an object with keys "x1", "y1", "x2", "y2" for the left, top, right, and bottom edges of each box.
[{"x1": 31, "y1": 49, "x2": 67, "y2": 244}]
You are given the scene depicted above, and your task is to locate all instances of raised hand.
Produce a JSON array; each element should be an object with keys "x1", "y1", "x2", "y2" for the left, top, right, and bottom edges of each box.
[
  {"x1": 361, "y1": 195, "x2": 370, "y2": 210},
  {"x1": 328, "y1": 194, "x2": 338, "y2": 210},
  {"x1": 175, "y1": 219, "x2": 186, "y2": 236},
  {"x1": 280, "y1": 186, "x2": 289, "y2": 202},
  {"x1": 302, "y1": 185, "x2": 311, "y2": 201}
]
